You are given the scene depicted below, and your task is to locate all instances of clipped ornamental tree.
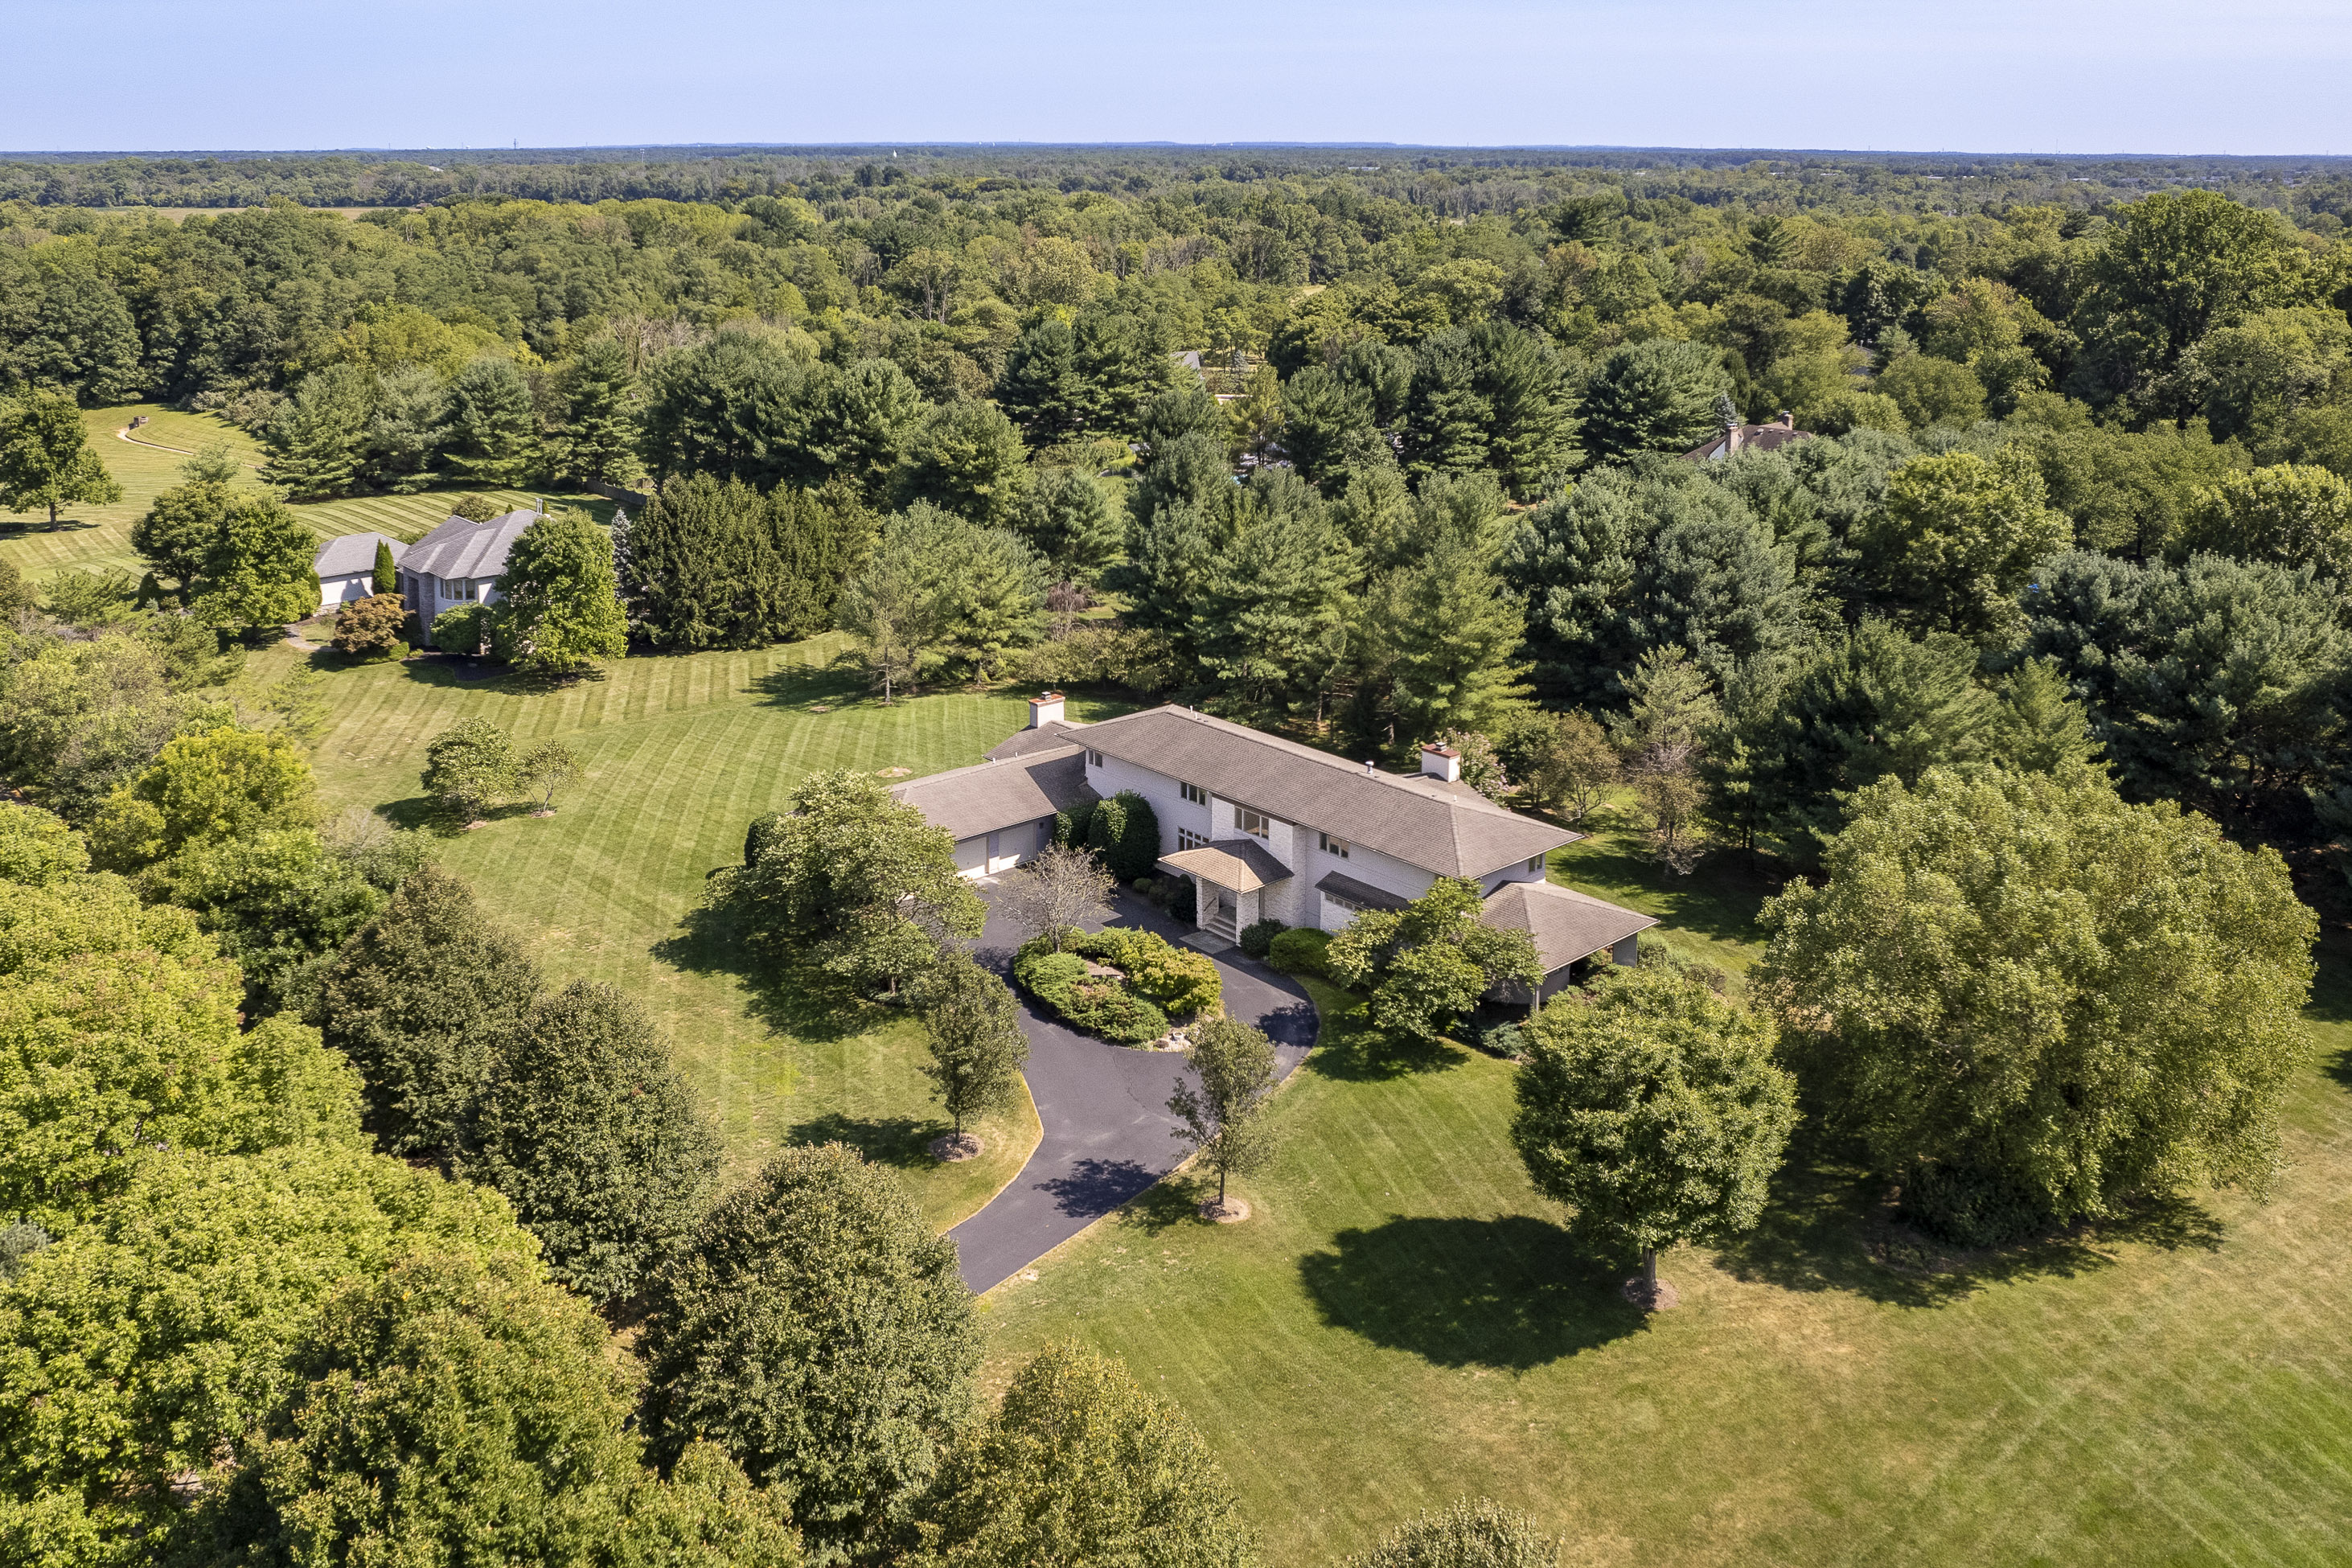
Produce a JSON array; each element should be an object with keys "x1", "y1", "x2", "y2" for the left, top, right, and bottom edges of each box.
[
  {"x1": 639, "y1": 1143, "x2": 979, "y2": 1558},
  {"x1": 1754, "y1": 765, "x2": 2315, "y2": 1246},
  {"x1": 1086, "y1": 788, "x2": 1161, "y2": 882},
  {"x1": 1324, "y1": 877, "x2": 1541, "y2": 1045},
  {"x1": 331, "y1": 592, "x2": 409, "y2": 659},
  {"x1": 1512, "y1": 969, "x2": 1796, "y2": 1308},
  {"x1": 917, "y1": 1342, "x2": 1256, "y2": 1568}
]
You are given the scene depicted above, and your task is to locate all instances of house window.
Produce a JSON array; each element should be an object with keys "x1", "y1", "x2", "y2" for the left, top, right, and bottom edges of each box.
[
  {"x1": 1180, "y1": 781, "x2": 1208, "y2": 806},
  {"x1": 1526, "y1": 855, "x2": 1543, "y2": 873},
  {"x1": 1088, "y1": 750, "x2": 1105, "y2": 767},
  {"x1": 1238, "y1": 809, "x2": 1270, "y2": 839},
  {"x1": 1178, "y1": 827, "x2": 1208, "y2": 852},
  {"x1": 1320, "y1": 833, "x2": 1350, "y2": 859}
]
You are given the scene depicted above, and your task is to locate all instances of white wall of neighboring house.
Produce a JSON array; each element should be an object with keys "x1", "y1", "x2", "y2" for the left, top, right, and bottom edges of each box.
[{"x1": 320, "y1": 573, "x2": 375, "y2": 610}]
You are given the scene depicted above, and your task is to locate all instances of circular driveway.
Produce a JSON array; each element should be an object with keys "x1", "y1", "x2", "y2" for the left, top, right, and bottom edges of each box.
[{"x1": 947, "y1": 890, "x2": 1316, "y2": 1293}]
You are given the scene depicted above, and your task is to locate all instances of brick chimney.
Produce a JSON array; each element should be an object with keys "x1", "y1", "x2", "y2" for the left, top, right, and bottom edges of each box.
[
  {"x1": 1779, "y1": 409, "x2": 1795, "y2": 429},
  {"x1": 1419, "y1": 743, "x2": 1461, "y2": 782},
  {"x1": 1028, "y1": 692, "x2": 1065, "y2": 729}
]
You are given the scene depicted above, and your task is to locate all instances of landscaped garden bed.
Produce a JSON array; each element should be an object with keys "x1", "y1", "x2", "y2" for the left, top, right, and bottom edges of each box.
[{"x1": 1012, "y1": 925, "x2": 1222, "y2": 1045}]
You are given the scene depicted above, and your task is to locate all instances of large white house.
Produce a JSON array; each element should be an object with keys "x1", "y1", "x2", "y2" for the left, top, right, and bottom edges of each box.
[
  {"x1": 392, "y1": 507, "x2": 544, "y2": 646},
  {"x1": 893, "y1": 694, "x2": 1655, "y2": 1004}
]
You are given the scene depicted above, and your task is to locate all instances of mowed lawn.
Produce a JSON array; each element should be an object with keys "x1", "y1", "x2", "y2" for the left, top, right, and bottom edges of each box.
[
  {"x1": 0, "y1": 401, "x2": 606, "y2": 585},
  {"x1": 981, "y1": 922, "x2": 2352, "y2": 1566},
  {"x1": 248, "y1": 634, "x2": 1063, "y2": 1229}
]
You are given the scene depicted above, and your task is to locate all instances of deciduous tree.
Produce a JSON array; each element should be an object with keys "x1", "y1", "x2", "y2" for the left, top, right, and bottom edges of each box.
[
  {"x1": 1513, "y1": 969, "x2": 1796, "y2": 1307},
  {"x1": 490, "y1": 507, "x2": 628, "y2": 674},
  {"x1": 1755, "y1": 766, "x2": 2314, "y2": 1245},
  {"x1": 191, "y1": 491, "x2": 318, "y2": 633},
  {"x1": 640, "y1": 1143, "x2": 979, "y2": 1556},
  {"x1": 1324, "y1": 877, "x2": 1542, "y2": 1044},
  {"x1": 0, "y1": 388, "x2": 123, "y2": 527},
  {"x1": 1347, "y1": 1499, "x2": 1562, "y2": 1568},
  {"x1": 1168, "y1": 1016, "x2": 1279, "y2": 1212},
  {"x1": 911, "y1": 948, "x2": 1032, "y2": 1143}
]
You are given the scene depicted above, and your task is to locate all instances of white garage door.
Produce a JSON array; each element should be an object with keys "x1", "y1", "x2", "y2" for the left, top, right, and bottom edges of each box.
[{"x1": 954, "y1": 835, "x2": 987, "y2": 875}]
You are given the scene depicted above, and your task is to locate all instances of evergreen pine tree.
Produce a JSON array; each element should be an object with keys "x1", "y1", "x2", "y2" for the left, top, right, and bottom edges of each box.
[
  {"x1": 1378, "y1": 536, "x2": 1529, "y2": 742},
  {"x1": 371, "y1": 539, "x2": 397, "y2": 597},
  {"x1": 262, "y1": 363, "x2": 374, "y2": 499},
  {"x1": 442, "y1": 357, "x2": 538, "y2": 487},
  {"x1": 558, "y1": 336, "x2": 640, "y2": 486}
]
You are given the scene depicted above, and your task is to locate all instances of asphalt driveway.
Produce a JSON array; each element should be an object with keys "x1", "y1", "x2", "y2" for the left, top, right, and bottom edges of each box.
[{"x1": 946, "y1": 890, "x2": 1316, "y2": 1293}]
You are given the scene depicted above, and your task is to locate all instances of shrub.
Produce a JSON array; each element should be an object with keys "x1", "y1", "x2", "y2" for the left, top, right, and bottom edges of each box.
[
  {"x1": 1014, "y1": 934, "x2": 1177, "y2": 1043},
  {"x1": 1094, "y1": 926, "x2": 1221, "y2": 1016},
  {"x1": 1266, "y1": 926, "x2": 1331, "y2": 979},
  {"x1": 1167, "y1": 877, "x2": 1197, "y2": 924},
  {"x1": 1478, "y1": 1020, "x2": 1525, "y2": 1058},
  {"x1": 1053, "y1": 798, "x2": 1096, "y2": 848},
  {"x1": 1086, "y1": 789, "x2": 1161, "y2": 881},
  {"x1": 1238, "y1": 917, "x2": 1285, "y2": 958},
  {"x1": 1897, "y1": 1158, "x2": 2061, "y2": 1249},
  {"x1": 332, "y1": 592, "x2": 409, "y2": 659},
  {"x1": 431, "y1": 601, "x2": 489, "y2": 655}
]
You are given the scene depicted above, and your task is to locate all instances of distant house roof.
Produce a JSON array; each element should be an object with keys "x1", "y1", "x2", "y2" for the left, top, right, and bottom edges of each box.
[
  {"x1": 1159, "y1": 838, "x2": 1293, "y2": 892},
  {"x1": 1682, "y1": 417, "x2": 1812, "y2": 462},
  {"x1": 314, "y1": 531, "x2": 403, "y2": 579},
  {"x1": 1482, "y1": 880, "x2": 1657, "y2": 975},
  {"x1": 1073, "y1": 707, "x2": 1575, "y2": 880},
  {"x1": 400, "y1": 509, "x2": 540, "y2": 582},
  {"x1": 889, "y1": 748, "x2": 1095, "y2": 843}
]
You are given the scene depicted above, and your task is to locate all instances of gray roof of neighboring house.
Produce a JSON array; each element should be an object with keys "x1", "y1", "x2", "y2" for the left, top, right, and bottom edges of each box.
[
  {"x1": 984, "y1": 720, "x2": 1082, "y2": 761},
  {"x1": 889, "y1": 747, "x2": 1096, "y2": 843},
  {"x1": 1159, "y1": 838, "x2": 1293, "y2": 892},
  {"x1": 314, "y1": 531, "x2": 404, "y2": 578},
  {"x1": 1482, "y1": 880, "x2": 1657, "y2": 975},
  {"x1": 400, "y1": 510, "x2": 540, "y2": 582},
  {"x1": 1682, "y1": 421, "x2": 1812, "y2": 462},
  {"x1": 1070, "y1": 706, "x2": 1577, "y2": 879}
]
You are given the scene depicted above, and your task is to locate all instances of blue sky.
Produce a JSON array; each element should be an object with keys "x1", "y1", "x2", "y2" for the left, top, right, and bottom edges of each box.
[{"x1": 12, "y1": 0, "x2": 2352, "y2": 155}]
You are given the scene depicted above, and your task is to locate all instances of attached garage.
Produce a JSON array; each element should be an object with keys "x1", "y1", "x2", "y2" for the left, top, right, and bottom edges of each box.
[{"x1": 891, "y1": 746, "x2": 1098, "y2": 880}]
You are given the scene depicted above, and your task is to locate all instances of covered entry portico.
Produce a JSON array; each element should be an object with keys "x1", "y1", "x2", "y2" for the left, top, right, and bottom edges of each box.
[{"x1": 1158, "y1": 839, "x2": 1292, "y2": 943}]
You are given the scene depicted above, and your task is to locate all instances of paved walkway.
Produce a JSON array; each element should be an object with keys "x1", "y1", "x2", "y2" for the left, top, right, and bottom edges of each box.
[{"x1": 947, "y1": 891, "x2": 1316, "y2": 1293}]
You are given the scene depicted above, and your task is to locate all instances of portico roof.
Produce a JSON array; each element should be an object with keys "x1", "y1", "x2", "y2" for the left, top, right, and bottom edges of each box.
[{"x1": 1159, "y1": 838, "x2": 1294, "y2": 893}]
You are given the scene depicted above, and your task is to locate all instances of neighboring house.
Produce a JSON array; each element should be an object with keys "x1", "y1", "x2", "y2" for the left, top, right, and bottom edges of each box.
[
  {"x1": 1681, "y1": 410, "x2": 1811, "y2": 462},
  {"x1": 395, "y1": 507, "x2": 542, "y2": 646},
  {"x1": 894, "y1": 694, "x2": 1656, "y2": 1005},
  {"x1": 313, "y1": 532, "x2": 404, "y2": 610}
]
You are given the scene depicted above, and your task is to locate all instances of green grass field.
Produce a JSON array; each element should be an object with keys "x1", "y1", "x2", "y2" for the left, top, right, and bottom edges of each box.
[
  {"x1": 240, "y1": 634, "x2": 1073, "y2": 1229},
  {"x1": 981, "y1": 913, "x2": 2352, "y2": 1566},
  {"x1": 0, "y1": 402, "x2": 608, "y2": 587}
]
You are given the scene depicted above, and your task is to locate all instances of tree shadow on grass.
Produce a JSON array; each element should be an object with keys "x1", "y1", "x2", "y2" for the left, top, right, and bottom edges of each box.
[
  {"x1": 788, "y1": 1110, "x2": 950, "y2": 1170},
  {"x1": 649, "y1": 902, "x2": 873, "y2": 1045},
  {"x1": 747, "y1": 657, "x2": 870, "y2": 711},
  {"x1": 1710, "y1": 1126, "x2": 2229, "y2": 1310},
  {"x1": 1304, "y1": 1024, "x2": 1472, "y2": 1083},
  {"x1": 1299, "y1": 1213, "x2": 1647, "y2": 1369}
]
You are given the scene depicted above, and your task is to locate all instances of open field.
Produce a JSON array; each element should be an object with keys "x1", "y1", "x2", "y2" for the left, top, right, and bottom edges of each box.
[
  {"x1": 0, "y1": 401, "x2": 609, "y2": 587},
  {"x1": 980, "y1": 928, "x2": 2352, "y2": 1566},
  {"x1": 242, "y1": 634, "x2": 1092, "y2": 1229}
]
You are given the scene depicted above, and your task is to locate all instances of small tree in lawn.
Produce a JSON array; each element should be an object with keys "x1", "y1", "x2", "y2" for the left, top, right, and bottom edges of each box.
[
  {"x1": 423, "y1": 716, "x2": 515, "y2": 824},
  {"x1": 912, "y1": 947, "x2": 1032, "y2": 1158},
  {"x1": 997, "y1": 841, "x2": 1115, "y2": 952},
  {"x1": 0, "y1": 389, "x2": 122, "y2": 527},
  {"x1": 1168, "y1": 1016, "x2": 1279, "y2": 1220},
  {"x1": 371, "y1": 538, "x2": 398, "y2": 596},
  {"x1": 515, "y1": 740, "x2": 585, "y2": 814},
  {"x1": 1348, "y1": 1498, "x2": 1563, "y2": 1568},
  {"x1": 1512, "y1": 968, "x2": 1796, "y2": 1310}
]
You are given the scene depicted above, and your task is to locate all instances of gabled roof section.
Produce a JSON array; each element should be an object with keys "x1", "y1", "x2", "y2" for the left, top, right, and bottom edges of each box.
[
  {"x1": 889, "y1": 747, "x2": 1095, "y2": 843},
  {"x1": 1160, "y1": 838, "x2": 1292, "y2": 893},
  {"x1": 314, "y1": 531, "x2": 403, "y2": 578},
  {"x1": 1073, "y1": 706, "x2": 1576, "y2": 879},
  {"x1": 400, "y1": 510, "x2": 540, "y2": 582},
  {"x1": 1482, "y1": 880, "x2": 1657, "y2": 975}
]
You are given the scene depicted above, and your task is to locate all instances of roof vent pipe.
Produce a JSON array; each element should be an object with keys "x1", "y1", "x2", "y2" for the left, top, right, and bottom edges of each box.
[{"x1": 1363, "y1": 759, "x2": 1377, "y2": 775}]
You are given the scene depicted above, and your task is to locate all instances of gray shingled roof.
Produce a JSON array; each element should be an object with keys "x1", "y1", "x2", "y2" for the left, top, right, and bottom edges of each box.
[
  {"x1": 400, "y1": 510, "x2": 540, "y2": 582},
  {"x1": 889, "y1": 748, "x2": 1095, "y2": 842},
  {"x1": 1159, "y1": 838, "x2": 1293, "y2": 892},
  {"x1": 1482, "y1": 880, "x2": 1657, "y2": 975},
  {"x1": 1076, "y1": 706, "x2": 1575, "y2": 879},
  {"x1": 314, "y1": 531, "x2": 403, "y2": 578},
  {"x1": 1315, "y1": 869, "x2": 1408, "y2": 913},
  {"x1": 983, "y1": 720, "x2": 1080, "y2": 761}
]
